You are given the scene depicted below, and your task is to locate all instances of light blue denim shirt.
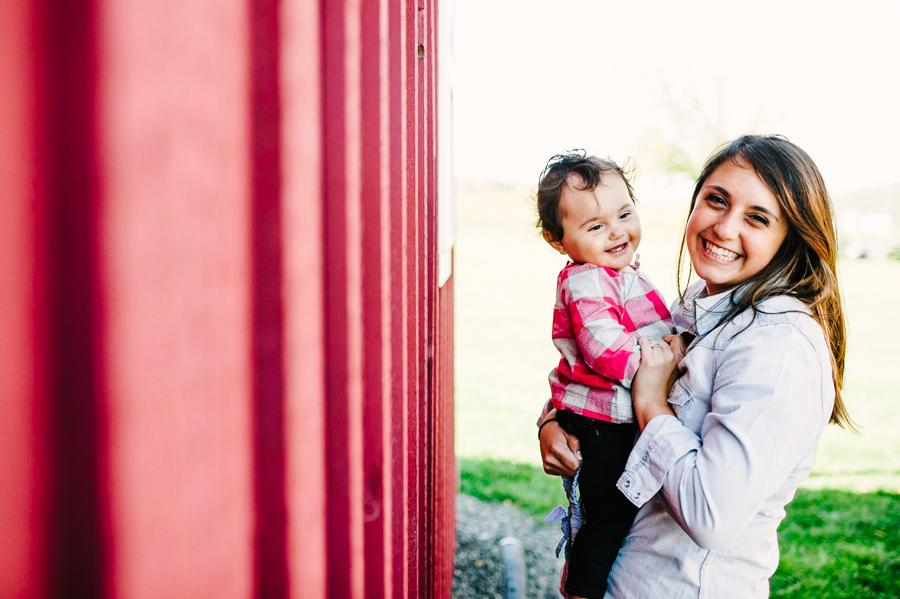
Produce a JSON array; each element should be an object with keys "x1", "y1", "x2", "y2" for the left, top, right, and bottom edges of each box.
[{"x1": 606, "y1": 281, "x2": 835, "y2": 598}]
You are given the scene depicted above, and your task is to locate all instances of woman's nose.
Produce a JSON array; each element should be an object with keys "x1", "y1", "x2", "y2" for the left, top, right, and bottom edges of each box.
[{"x1": 713, "y1": 211, "x2": 739, "y2": 240}]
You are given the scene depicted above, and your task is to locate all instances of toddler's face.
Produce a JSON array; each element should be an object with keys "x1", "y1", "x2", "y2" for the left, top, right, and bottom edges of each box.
[{"x1": 544, "y1": 173, "x2": 641, "y2": 270}]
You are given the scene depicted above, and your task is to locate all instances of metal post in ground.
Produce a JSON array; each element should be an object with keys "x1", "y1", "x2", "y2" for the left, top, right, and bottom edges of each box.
[{"x1": 499, "y1": 537, "x2": 527, "y2": 599}]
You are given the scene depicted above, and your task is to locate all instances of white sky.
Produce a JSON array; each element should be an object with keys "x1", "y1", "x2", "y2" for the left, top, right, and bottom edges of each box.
[{"x1": 451, "y1": 0, "x2": 900, "y2": 195}]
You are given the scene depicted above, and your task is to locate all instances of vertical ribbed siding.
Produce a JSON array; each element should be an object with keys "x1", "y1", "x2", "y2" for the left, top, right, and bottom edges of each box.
[
  {"x1": 315, "y1": 0, "x2": 454, "y2": 595},
  {"x1": 434, "y1": 277, "x2": 456, "y2": 598},
  {"x1": 0, "y1": 0, "x2": 452, "y2": 596}
]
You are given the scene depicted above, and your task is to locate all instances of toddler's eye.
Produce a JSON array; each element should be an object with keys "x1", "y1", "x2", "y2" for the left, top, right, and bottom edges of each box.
[
  {"x1": 619, "y1": 211, "x2": 632, "y2": 220},
  {"x1": 589, "y1": 223, "x2": 603, "y2": 231}
]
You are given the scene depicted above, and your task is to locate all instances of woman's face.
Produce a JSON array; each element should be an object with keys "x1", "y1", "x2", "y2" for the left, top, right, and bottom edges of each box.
[{"x1": 686, "y1": 159, "x2": 789, "y2": 296}]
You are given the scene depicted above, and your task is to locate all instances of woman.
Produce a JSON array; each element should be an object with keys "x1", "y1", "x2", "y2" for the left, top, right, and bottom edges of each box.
[{"x1": 539, "y1": 134, "x2": 850, "y2": 598}]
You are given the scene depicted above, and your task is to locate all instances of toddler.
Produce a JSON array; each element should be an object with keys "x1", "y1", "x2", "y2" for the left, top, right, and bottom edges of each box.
[{"x1": 536, "y1": 151, "x2": 675, "y2": 599}]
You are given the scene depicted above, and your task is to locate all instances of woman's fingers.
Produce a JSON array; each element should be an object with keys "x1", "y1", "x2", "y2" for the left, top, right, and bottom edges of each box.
[
  {"x1": 639, "y1": 336, "x2": 673, "y2": 363},
  {"x1": 639, "y1": 339, "x2": 669, "y2": 388},
  {"x1": 634, "y1": 337, "x2": 681, "y2": 430},
  {"x1": 567, "y1": 430, "x2": 582, "y2": 462},
  {"x1": 640, "y1": 336, "x2": 680, "y2": 363},
  {"x1": 539, "y1": 419, "x2": 581, "y2": 478},
  {"x1": 663, "y1": 334, "x2": 687, "y2": 360}
]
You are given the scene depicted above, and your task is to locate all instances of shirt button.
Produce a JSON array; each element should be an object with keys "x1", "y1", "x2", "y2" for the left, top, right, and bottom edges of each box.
[
  {"x1": 623, "y1": 480, "x2": 631, "y2": 488},
  {"x1": 685, "y1": 301, "x2": 693, "y2": 310},
  {"x1": 633, "y1": 492, "x2": 641, "y2": 500}
]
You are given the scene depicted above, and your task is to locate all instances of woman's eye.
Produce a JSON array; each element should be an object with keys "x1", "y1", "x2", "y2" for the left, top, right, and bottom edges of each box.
[
  {"x1": 748, "y1": 214, "x2": 769, "y2": 226},
  {"x1": 707, "y1": 195, "x2": 727, "y2": 207}
]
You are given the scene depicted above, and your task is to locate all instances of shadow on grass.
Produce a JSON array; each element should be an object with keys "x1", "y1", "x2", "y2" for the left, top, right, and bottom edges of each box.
[{"x1": 459, "y1": 457, "x2": 900, "y2": 599}]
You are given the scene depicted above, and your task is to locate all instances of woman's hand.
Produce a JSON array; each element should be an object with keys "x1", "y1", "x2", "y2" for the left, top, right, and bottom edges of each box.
[
  {"x1": 633, "y1": 336, "x2": 685, "y2": 431},
  {"x1": 539, "y1": 409, "x2": 582, "y2": 478}
]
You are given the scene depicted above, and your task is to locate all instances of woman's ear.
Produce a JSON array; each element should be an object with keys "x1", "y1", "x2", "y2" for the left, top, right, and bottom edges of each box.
[{"x1": 542, "y1": 229, "x2": 567, "y2": 255}]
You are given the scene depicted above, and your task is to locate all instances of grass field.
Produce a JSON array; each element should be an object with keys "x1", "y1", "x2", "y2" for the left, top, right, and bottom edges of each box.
[
  {"x1": 458, "y1": 458, "x2": 900, "y2": 598},
  {"x1": 453, "y1": 180, "x2": 900, "y2": 595}
]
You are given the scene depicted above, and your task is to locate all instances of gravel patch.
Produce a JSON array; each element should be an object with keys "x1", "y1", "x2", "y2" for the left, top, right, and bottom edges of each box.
[{"x1": 453, "y1": 494, "x2": 565, "y2": 599}]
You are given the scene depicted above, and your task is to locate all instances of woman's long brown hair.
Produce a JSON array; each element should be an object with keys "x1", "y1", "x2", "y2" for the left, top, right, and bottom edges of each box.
[{"x1": 676, "y1": 135, "x2": 851, "y2": 428}]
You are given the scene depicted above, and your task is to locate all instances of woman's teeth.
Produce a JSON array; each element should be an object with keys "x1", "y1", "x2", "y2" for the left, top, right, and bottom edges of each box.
[{"x1": 704, "y1": 240, "x2": 739, "y2": 261}]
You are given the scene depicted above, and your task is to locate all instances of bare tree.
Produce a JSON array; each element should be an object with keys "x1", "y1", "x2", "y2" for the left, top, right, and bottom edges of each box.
[{"x1": 637, "y1": 80, "x2": 763, "y2": 180}]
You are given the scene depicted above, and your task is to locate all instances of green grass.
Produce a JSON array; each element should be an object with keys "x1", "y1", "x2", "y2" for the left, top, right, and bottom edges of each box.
[
  {"x1": 459, "y1": 458, "x2": 900, "y2": 598},
  {"x1": 458, "y1": 457, "x2": 565, "y2": 520},
  {"x1": 773, "y1": 489, "x2": 900, "y2": 598},
  {"x1": 454, "y1": 181, "x2": 900, "y2": 596}
]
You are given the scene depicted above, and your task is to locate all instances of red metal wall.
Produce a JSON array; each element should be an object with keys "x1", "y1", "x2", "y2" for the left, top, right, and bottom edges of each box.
[{"x1": 0, "y1": 0, "x2": 453, "y2": 597}]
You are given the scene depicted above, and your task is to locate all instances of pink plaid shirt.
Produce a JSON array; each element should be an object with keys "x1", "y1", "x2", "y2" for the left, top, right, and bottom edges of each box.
[{"x1": 550, "y1": 262, "x2": 675, "y2": 423}]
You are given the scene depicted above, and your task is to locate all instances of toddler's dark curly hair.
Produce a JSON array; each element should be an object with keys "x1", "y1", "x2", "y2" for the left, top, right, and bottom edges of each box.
[{"x1": 535, "y1": 150, "x2": 636, "y2": 242}]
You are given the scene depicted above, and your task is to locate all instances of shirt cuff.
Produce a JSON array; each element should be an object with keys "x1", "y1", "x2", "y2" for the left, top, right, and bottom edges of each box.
[{"x1": 616, "y1": 415, "x2": 700, "y2": 507}]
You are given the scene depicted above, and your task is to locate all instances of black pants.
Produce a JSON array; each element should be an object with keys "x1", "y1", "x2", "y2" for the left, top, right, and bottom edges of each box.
[{"x1": 556, "y1": 410, "x2": 638, "y2": 599}]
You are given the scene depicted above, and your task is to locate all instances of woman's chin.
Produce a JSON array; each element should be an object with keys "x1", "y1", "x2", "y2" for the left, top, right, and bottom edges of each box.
[{"x1": 694, "y1": 266, "x2": 741, "y2": 295}]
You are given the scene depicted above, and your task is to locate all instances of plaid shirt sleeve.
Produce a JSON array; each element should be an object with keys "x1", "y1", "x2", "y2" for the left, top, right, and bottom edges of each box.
[{"x1": 557, "y1": 264, "x2": 641, "y2": 387}]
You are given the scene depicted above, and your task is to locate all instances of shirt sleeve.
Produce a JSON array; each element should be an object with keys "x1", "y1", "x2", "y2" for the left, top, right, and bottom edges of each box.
[
  {"x1": 561, "y1": 268, "x2": 641, "y2": 386},
  {"x1": 536, "y1": 398, "x2": 554, "y2": 427},
  {"x1": 615, "y1": 320, "x2": 832, "y2": 549}
]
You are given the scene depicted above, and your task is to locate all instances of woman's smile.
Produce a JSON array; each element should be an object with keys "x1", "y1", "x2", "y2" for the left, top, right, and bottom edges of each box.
[{"x1": 700, "y1": 238, "x2": 740, "y2": 262}]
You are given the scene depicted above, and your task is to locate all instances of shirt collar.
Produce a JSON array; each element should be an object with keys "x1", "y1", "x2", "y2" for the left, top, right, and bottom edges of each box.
[{"x1": 683, "y1": 284, "x2": 742, "y2": 337}]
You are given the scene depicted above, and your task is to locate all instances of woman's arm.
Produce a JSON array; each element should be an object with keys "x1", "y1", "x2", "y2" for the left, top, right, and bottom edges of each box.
[
  {"x1": 540, "y1": 333, "x2": 684, "y2": 478},
  {"x1": 540, "y1": 334, "x2": 684, "y2": 478},
  {"x1": 620, "y1": 320, "x2": 833, "y2": 549}
]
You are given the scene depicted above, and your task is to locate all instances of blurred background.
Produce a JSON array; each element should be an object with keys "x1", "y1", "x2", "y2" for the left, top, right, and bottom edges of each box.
[{"x1": 451, "y1": 1, "x2": 900, "y2": 595}]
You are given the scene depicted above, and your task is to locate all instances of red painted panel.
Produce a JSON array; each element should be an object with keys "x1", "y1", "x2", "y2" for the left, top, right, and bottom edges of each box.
[
  {"x1": 406, "y1": 2, "x2": 424, "y2": 596},
  {"x1": 281, "y1": 0, "x2": 327, "y2": 595},
  {"x1": 97, "y1": 0, "x2": 254, "y2": 595},
  {"x1": 1, "y1": 0, "x2": 453, "y2": 596},
  {"x1": 360, "y1": 0, "x2": 393, "y2": 596},
  {"x1": 0, "y1": 1, "x2": 47, "y2": 596},
  {"x1": 249, "y1": 0, "x2": 289, "y2": 595},
  {"x1": 387, "y1": 1, "x2": 411, "y2": 597},
  {"x1": 424, "y1": 2, "x2": 438, "y2": 593},
  {"x1": 37, "y1": 0, "x2": 111, "y2": 594},
  {"x1": 322, "y1": 0, "x2": 366, "y2": 596},
  {"x1": 435, "y1": 275, "x2": 455, "y2": 599}
]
